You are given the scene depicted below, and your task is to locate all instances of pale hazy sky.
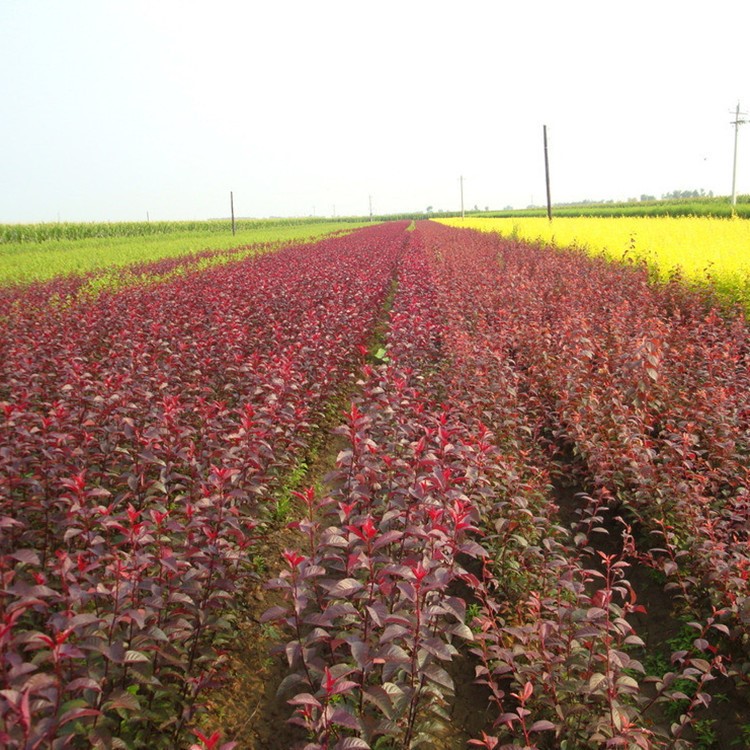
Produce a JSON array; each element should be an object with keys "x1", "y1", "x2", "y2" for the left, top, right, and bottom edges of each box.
[{"x1": 1, "y1": 0, "x2": 748, "y2": 222}]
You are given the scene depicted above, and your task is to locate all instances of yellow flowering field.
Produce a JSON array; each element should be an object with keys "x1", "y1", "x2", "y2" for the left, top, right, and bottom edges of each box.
[{"x1": 437, "y1": 216, "x2": 750, "y2": 303}]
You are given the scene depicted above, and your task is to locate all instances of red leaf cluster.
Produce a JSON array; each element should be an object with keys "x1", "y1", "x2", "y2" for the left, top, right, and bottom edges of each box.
[{"x1": 0, "y1": 223, "x2": 407, "y2": 747}]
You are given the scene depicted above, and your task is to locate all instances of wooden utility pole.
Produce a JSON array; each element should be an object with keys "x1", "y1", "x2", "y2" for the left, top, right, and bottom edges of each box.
[
  {"x1": 543, "y1": 125, "x2": 552, "y2": 221},
  {"x1": 731, "y1": 103, "x2": 748, "y2": 209},
  {"x1": 230, "y1": 191, "x2": 236, "y2": 236},
  {"x1": 460, "y1": 175, "x2": 465, "y2": 219}
]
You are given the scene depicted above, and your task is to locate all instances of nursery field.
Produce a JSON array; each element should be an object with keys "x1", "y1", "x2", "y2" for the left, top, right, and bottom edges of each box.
[
  {"x1": 1, "y1": 221, "x2": 750, "y2": 749},
  {"x1": 439, "y1": 216, "x2": 750, "y2": 307},
  {"x1": 0, "y1": 219, "x2": 367, "y2": 286}
]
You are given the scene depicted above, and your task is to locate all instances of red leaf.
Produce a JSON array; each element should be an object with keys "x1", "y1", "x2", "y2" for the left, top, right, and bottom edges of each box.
[
  {"x1": 530, "y1": 720, "x2": 556, "y2": 732},
  {"x1": 288, "y1": 693, "x2": 322, "y2": 709},
  {"x1": 324, "y1": 578, "x2": 364, "y2": 598},
  {"x1": 58, "y1": 707, "x2": 101, "y2": 727}
]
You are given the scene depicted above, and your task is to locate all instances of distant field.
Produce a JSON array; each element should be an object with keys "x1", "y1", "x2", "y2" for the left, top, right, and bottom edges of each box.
[
  {"x1": 0, "y1": 219, "x2": 369, "y2": 285},
  {"x1": 474, "y1": 194, "x2": 750, "y2": 219},
  {"x1": 438, "y1": 215, "x2": 750, "y2": 305},
  {"x1": 0, "y1": 217, "x2": 367, "y2": 244}
]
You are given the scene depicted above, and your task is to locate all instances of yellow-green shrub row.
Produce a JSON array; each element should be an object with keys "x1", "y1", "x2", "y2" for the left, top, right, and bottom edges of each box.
[{"x1": 0, "y1": 222, "x2": 369, "y2": 285}]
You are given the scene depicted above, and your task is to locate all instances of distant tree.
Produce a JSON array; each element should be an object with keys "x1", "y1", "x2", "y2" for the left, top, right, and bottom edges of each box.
[
  {"x1": 661, "y1": 189, "x2": 707, "y2": 200},
  {"x1": 640, "y1": 194, "x2": 656, "y2": 202},
  {"x1": 426, "y1": 206, "x2": 433, "y2": 213}
]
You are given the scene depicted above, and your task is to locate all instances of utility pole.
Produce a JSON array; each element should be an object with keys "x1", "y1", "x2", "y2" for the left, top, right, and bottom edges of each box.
[
  {"x1": 369, "y1": 194, "x2": 373, "y2": 221},
  {"x1": 731, "y1": 102, "x2": 748, "y2": 209},
  {"x1": 230, "y1": 191, "x2": 236, "y2": 236},
  {"x1": 460, "y1": 175, "x2": 465, "y2": 219},
  {"x1": 543, "y1": 125, "x2": 552, "y2": 221}
]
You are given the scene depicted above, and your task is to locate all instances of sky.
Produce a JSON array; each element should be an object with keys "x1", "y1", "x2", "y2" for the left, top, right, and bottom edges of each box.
[{"x1": 1, "y1": 0, "x2": 748, "y2": 222}]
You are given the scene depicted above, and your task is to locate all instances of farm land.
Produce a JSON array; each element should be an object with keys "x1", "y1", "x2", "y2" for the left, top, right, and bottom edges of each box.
[
  {"x1": 2, "y1": 217, "x2": 750, "y2": 749},
  {"x1": 0, "y1": 219, "x2": 371, "y2": 286},
  {"x1": 440, "y1": 216, "x2": 750, "y2": 310}
]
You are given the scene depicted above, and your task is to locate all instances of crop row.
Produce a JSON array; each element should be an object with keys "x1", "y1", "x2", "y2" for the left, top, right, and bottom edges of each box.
[
  {"x1": 269, "y1": 221, "x2": 749, "y2": 748},
  {"x1": 426, "y1": 222, "x2": 750, "y2": 619},
  {"x1": 440, "y1": 216, "x2": 750, "y2": 307},
  {"x1": 0, "y1": 218, "x2": 365, "y2": 246},
  {"x1": 0, "y1": 242, "x2": 268, "y2": 315},
  {"x1": 0, "y1": 221, "x2": 366, "y2": 286},
  {"x1": 424, "y1": 221, "x2": 749, "y2": 746},
  {"x1": 0, "y1": 222, "x2": 408, "y2": 748}
]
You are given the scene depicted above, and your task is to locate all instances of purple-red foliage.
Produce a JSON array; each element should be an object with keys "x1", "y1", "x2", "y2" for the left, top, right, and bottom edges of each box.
[
  {"x1": 6, "y1": 215, "x2": 750, "y2": 749},
  {"x1": 0, "y1": 222, "x2": 407, "y2": 747},
  {"x1": 268, "y1": 221, "x2": 748, "y2": 749}
]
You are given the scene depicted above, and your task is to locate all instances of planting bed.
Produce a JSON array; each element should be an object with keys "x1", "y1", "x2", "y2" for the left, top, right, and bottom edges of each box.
[
  {"x1": 2, "y1": 221, "x2": 750, "y2": 749},
  {"x1": 0, "y1": 223, "x2": 407, "y2": 748}
]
